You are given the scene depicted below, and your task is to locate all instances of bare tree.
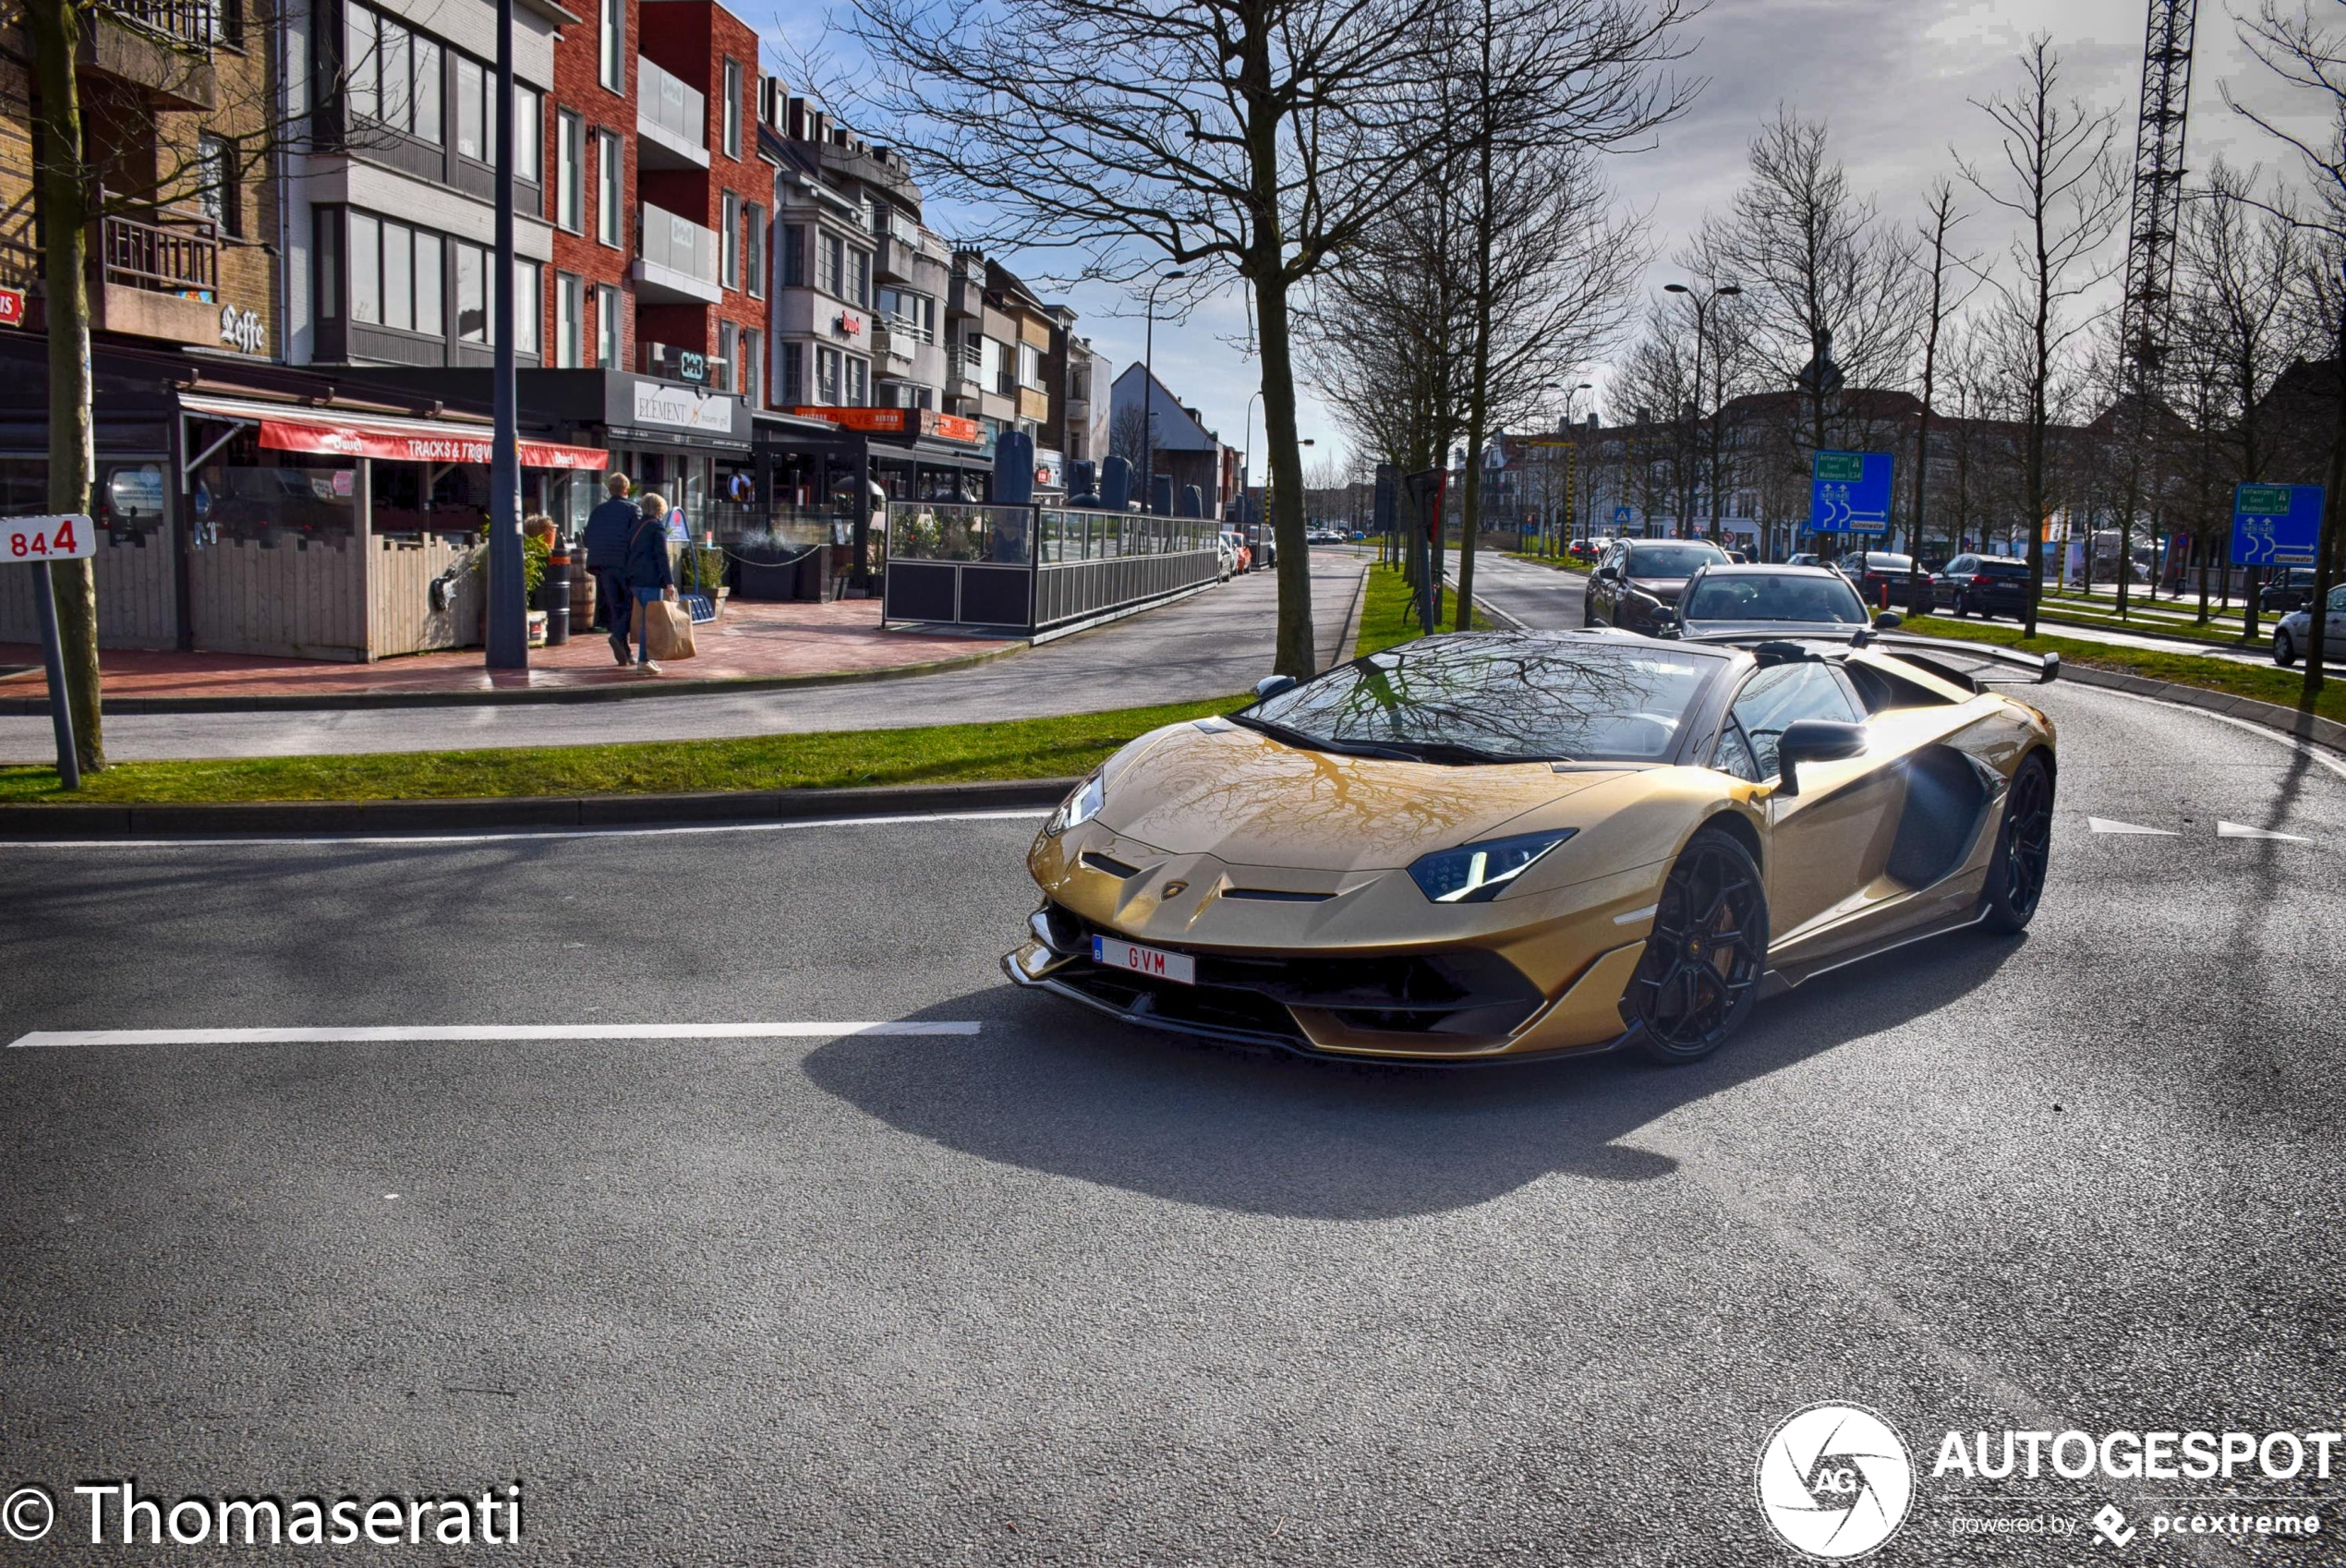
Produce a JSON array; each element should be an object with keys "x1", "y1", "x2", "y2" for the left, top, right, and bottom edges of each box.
[
  {"x1": 1958, "y1": 36, "x2": 2126, "y2": 636},
  {"x1": 1442, "y1": 0, "x2": 1691, "y2": 629},
  {"x1": 1909, "y1": 179, "x2": 1977, "y2": 563},
  {"x1": 2225, "y1": 0, "x2": 2346, "y2": 704},
  {"x1": 838, "y1": 0, "x2": 1466, "y2": 678},
  {"x1": 18, "y1": 0, "x2": 379, "y2": 771}
]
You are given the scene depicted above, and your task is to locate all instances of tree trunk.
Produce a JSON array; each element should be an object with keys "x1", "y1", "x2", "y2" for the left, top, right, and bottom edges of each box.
[
  {"x1": 2300, "y1": 331, "x2": 2346, "y2": 710},
  {"x1": 1455, "y1": 64, "x2": 1495, "y2": 634},
  {"x1": 1254, "y1": 274, "x2": 1317, "y2": 677},
  {"x1": 28, "y1": 0, "x2": 105, "y2": 775}
]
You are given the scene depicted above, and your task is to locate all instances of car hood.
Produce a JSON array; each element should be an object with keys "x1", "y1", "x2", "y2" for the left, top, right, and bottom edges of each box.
[
  {"x1": 1676, "y1": 618, "x2": 1866, "y2": 641},
  {"x1": 1096, "y1": 722, "x2": 1632, "y2": 872},
  {"x1": 1627, "y1": 575, "x2": 1693, "y2": 604}
]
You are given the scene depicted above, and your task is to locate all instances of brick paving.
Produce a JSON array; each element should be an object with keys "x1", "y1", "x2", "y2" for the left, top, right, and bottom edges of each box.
[{"x1": 0, "y1": 597, "x2": 1016, "y2": 701}]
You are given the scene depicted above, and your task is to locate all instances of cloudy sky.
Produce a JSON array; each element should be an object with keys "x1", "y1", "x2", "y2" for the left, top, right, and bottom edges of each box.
[{"x1": 768, "y1": 0, "x2": 2335, "y2": 476}]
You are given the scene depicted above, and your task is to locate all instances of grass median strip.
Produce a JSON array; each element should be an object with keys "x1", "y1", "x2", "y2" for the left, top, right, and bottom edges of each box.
[
  {"x1": 0, "y1": 695, "x2": 1246, "y2": 806},
  {"x1": 1902, "y1": 615, "x2": 2346, "y2": 723},
  {"x1": 1357, "y1": 563, "x2": 1471, "y2": 656}
]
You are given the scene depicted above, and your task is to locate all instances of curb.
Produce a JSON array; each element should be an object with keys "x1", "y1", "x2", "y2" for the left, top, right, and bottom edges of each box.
[
  {"x1": 2052, "y1": 661, "x2": 2346, "y2": 756},
  {"x1": 0, "y1": 776, "x2": 1080, "y2": 842},
  {"x1": 0, "y1": 640, "x2": 1028, "y2": 716},
  {"x1": 1328, "y1": 563, "x2": 1371, "y2": 665}
]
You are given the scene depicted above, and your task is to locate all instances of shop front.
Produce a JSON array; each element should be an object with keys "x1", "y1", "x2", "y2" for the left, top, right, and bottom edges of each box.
[{"x1": 765, "y1": 406, "x2": 994, "y2": 589}]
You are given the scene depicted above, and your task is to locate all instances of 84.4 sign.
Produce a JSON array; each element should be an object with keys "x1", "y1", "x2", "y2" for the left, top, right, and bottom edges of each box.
[{"x1": 6, "y1": 514, "x2": 94, "y2": 561}]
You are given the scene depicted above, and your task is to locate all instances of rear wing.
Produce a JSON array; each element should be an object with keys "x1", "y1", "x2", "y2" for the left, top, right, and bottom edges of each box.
[
  {"x1": 1675, "y1": 628, "x2": 2060, "y2": 688},
  {"x1": 1871, "y1": 633, "x2": 2060, "y2": 687}
]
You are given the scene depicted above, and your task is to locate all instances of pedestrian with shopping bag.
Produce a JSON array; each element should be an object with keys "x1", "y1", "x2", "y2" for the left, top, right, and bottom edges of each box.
[
  {"x1": 583, "y1": 471, "x2": 638, "y2": 666},
  {"x1": 623, "y1": 490, "x2": 683, "y2": 674}
]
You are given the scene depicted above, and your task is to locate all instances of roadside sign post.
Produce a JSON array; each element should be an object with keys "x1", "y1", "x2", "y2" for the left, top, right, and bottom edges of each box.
[
  {"x1": 2230, "y1": 483, "x2": 2323, "y2": 567},
  {"x1": 1808, "y1": 452, "x2": 1895, "y2": 549},
  {"x1": 6, "y1": 513, "x2": 94, "y2": 790}
]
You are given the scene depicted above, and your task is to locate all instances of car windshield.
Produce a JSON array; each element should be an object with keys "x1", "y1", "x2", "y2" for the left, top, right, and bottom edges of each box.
[
  {"x1": 1626, "y1": 544, "x2": 1727, "y2": 578},
  {"x1": 1681, "y1": 573, "x2": 1868, "y2": 625},
  {"x1": 1240, "y1": 633, "x2": 1724, "y2": 764}
]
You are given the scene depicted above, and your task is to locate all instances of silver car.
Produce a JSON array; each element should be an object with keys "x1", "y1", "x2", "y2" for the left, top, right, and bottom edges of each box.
[{"x1": 2273, "y1": 583, "x2": 2346, "y2": 667}]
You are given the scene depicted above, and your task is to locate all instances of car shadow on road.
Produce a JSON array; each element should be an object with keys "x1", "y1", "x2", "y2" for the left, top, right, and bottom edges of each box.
[{"x1": 802, "y1": 932, "x2": 2028, "y2": 1221}]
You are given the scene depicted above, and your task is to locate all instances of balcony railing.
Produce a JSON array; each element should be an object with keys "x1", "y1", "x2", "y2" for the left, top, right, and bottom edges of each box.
[
  {"x1": 637, "y1": 56, "x2": 706, "y2": 157},
  {"x1": 100, "y1": 0, "x2": 216, "y2": 47},
  {"x1": 637, "y1": 202, "x2": 718, "y2": 287},
  {"x1": 100, "y1": 209, "x2": 219, "y2": 298}
]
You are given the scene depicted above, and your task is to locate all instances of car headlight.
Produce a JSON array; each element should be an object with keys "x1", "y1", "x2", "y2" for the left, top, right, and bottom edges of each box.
[
  {"x1": 1044, "y1": 773, "x2": 1106, "y2": 838},
  {"x1": 1408, "y1": 828, "x2": 1577, "y2": 903}
]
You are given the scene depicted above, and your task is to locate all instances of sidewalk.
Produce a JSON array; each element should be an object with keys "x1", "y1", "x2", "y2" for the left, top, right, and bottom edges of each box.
[{"x1": 0, "y1": 598, "x2": 1020, "y2": 709}]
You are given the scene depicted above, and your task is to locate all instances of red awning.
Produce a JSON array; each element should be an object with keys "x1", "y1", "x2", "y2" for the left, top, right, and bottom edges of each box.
[{"x1": 180, "y1": 394, "x2": 608, "y2": 471}]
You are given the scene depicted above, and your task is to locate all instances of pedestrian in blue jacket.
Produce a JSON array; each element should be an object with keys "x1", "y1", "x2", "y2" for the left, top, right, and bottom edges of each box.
[
  {"x1": 623, "y1": 491, "x2": 678, "y2": 673},
  {"x1": 581, "y1": 471, "x2": 638, "y2": 666}
]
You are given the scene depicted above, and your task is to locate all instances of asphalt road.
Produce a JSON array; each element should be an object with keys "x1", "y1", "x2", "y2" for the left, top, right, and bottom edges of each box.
[
  {"x1": 0, "y1": 553, "x2": 1368, "y2": 764},
  {"x1": 2, "y1": 679, "x2": 2341, "y2": 1564}
]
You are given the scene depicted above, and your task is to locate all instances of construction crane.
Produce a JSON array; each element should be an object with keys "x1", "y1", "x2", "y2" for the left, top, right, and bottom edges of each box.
[
  {"x1": 2122, "y1": 0, "x2": 2196, "y2": 380},
  {"x1": 2113, "y1": 0, "x2": 2197, "y2": 607}
]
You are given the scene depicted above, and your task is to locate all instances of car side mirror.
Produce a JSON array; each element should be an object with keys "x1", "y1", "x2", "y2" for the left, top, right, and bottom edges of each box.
[
  {"x1": 1252, "y1": 674, "x2": 1298, "y2": 701},
  {"x1": 1872, "y1": 610, "x2": 1903, "y2": 630},
  {"x1": 1594, "y1": 565, "x2": 1619, "y2": 581},
  {"x1": 1774, "y1": 719, "x2": 1868, "y2": 798}
]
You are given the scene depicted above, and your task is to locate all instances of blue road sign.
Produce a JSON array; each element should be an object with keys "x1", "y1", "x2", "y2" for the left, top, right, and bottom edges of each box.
[
  {"x1": 1809, "y1": 451, "x2": 1893, "y2": 534},
  {"x1": 1613, "y1": 505, "x2": 1633, "y2": 529},
  {"x1": 2230, "y1": 483, "x2": 2324, "y2": 567}
]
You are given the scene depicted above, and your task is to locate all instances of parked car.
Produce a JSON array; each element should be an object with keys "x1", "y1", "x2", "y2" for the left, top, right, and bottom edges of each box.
[
  {"x1": 1931, "y1": 553, "x2": 2037, "y2": 620},
  {"x1": 2256, "y1": 567, "x2": 2324, "y2": 616},
  {"x1": 1215, "y1": 537, "x2": 1241, "y2": 581},
  {"x1": 1785, "y1": 552, "x2": 1823, "y2": 568},
  {"x1": 1844, "y1": 549, "x2": 1931, "y2": 611},
  {"x1": 2273, "y1": 584, "x2": 2346, "y2": 667},
  {"x1": 1583, "y1": 537, "x2": 1733, "y2": 634},
  {"x1": 1669, "y1": 563, "x2": 1881, "y2": 640},
  {"x1": 1218, "y1": 530, "x2": 1253, "y2": 574}
]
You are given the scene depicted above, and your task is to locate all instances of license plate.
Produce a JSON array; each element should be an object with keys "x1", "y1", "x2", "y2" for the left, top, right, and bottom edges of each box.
[{"x1": 1092, "y1": 935, "x2": 1196, "y2": 985}]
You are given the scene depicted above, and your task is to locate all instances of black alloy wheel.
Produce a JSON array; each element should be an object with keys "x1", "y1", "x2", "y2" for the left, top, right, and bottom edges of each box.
[
  {"x1": 1630, "y1": 829, "x2": 1770, "y2": 1064},
  {"x1": 2276, "y1": 630, "x2": 2298, "y2": 669},
  {"x1": 1980, "y1": 754, "x2": 2053, "y2": 934}
]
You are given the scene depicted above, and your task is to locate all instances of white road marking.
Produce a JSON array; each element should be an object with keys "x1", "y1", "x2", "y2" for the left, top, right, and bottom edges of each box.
[
  {"x1": 2087, "y1": 816, "x2": 2177, "y2": 835},
  {"x1": 6, "y1": 1021, "x2": 983, "y2": 1049},
  {"x1": 0, "y1": 807, "x2": 1047, "y2": 851},
  {"x1": 2217, "y1": 820, "x2": 2312, "y2": 841}
]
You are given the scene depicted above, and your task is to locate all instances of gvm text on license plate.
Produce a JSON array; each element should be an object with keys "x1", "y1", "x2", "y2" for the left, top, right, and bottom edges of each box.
[{"x1": 1093, "y1": 936, "x2": 1197, "y2": 986}]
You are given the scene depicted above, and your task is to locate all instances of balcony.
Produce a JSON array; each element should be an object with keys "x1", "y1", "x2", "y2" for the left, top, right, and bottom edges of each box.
[
  {"x1": 943, "y1": 339, "x2": 982, "y2": 395},
  {"x1": 633, "y1": 202, "x2": 720, "y2": 305},
  {"x1": 90, "y1": 209, "x2": 224, "y2": 347},
  {"x1": 80, "y1": 0, "x2": 216, "y2": 111},
  {"x1": 873, "y1": 325, "x2": 915, "y2": 365},
  {"x1": 636, "y1": 56, "x2": 708, "y2": 170}
]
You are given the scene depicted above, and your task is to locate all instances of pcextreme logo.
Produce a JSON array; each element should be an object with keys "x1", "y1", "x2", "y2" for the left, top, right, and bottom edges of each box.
[{"x1": 1756, "y1": 1403, "x2": 1916, "y2": 1561}]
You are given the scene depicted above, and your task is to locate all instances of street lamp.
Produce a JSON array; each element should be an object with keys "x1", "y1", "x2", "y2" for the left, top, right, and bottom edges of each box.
[
  {"x1": 1241, "y1": 386, "x2": 1264, "y2": 534},
  {"x1": 1663, "y1": 283, "x2": 1740, "y2": 543},
  {"x1": 1141, "y1": 269, "x2": 1187, "y2": 513}
]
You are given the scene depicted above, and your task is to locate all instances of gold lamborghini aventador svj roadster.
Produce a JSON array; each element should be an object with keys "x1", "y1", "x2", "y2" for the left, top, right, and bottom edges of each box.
[{"x1": 1005, "y1": 628, "x2": 2058, "y2": 1064}]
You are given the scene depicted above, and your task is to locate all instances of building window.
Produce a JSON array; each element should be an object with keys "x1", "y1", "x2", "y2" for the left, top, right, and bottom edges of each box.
[
  {"x1": 555, "y1": 272, "x2": 583, "y2": 367},
  {"x1": 722, "y1": 58, "x2": 742, "y2": 158},
  {"x1": 848, "y1": 247, "x2": 871, "y2": 308},
  {"x1": 986, "y1": 336, "x2": 1012, "y2": 396},
  {"x1": 514, "y1": 259, "x2": 540, "y2": 355},
  {"x1": 314, "y1": 206, "x2": 340, "y2": 320},
  {"x1": 599, "y1": 0, "x2": 623, "y2": 91},
  {"x1": 877, "y1": 288, "x2": 933, "y2": 343},
  {"x1": 196, "y1": 134, "x2": 238, "y2": 237},
  {"x1": 846, "y1": 355, "x2": 868, "y2": 406},
  {"x1": 556, "y1": 112, "x2": 583, "y2": 232},
  {"x1": 454, "y1": 240, "x2": 486, "y2": 340},
  {"x1": 342, "y1": 8, "x2": 451, "y2": 146},
  {"x1": 1018, "y1": 341, "x2": 1044, "y2": 392},
  {"x1": 594, "y1": 284, "x2": 619, "y2": 368},
  {"x1": 815, "y1": 345, "x2": 840, "y2": 403},
  {"x1": 720, "y1": 192, "x2": 739, "y2": 290},
  {"x1": 515, "y1": 87, "x2": 541, "y2": 187},
  {"x1": 817, "y1": 232, "x2": 842, "y2": 297},
  {"x1": 742, "y1": 329, "x2": 762, "y2": 407},
  {"x1": 781, "y1": 225, "x2": 806, "y2": 287},
  {"x1": 744, "y1": 203, "x2": 764, "y2": 298},
  {"x1": 345, "y1": 211, "x2": 443, "y2": 335},
  {"x1": 595, "y1": 130, "x2": 622, "y2": 246},
  {"x1": 455, "y1": 57, "x2": 487, "y2": 162},
  {"x1": 717, "y1": 320, "x2": 737, "y2": 392}
]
